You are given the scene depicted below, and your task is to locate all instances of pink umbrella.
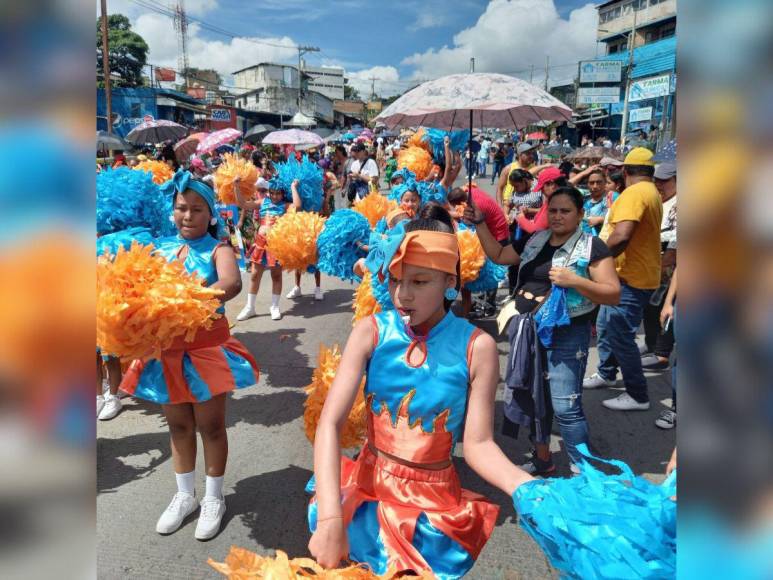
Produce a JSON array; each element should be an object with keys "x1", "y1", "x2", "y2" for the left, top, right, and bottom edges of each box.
[
  {"x1": 262, "y1": 129, "x2": 324, "y2": 147},
  {"x1": 196, "y1": 128, "x2": 243, "y2": 155},
  {"x1": 174, "y1": 132, "x2": 208, "y2": 161},
  {"x1": 526, "y1": 131, "x2": 549, "y2": 141}
]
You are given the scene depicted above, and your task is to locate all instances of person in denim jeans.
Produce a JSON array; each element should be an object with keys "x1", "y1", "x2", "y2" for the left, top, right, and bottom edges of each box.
[{"x1": 465, "y1": 187, "x2": 620, "y2": 475}]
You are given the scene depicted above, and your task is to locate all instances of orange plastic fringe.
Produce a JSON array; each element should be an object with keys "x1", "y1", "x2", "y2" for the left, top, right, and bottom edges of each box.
[
  {"x1": 457, "y1": 230, "x2": 486, "y2": 286},
  {"x1": 208, "y1": 546, "x2": 435, "y2": 579},
  {"x1": 132, "y1": 160, "x2": 175, "y2": 185},
  {"x1": 397, "y1": 146, "x2": 433, "y2": 181},
  {"x1": 96, "y1": 242, "x2": 223, "y2": 361},
  {"x1": 406, "y1": 127, "x2": 432, "y2": 154},
  {"x1": 304, "y1": 344, "x2": 366, "y2": 449},
  {"x1": 266, "y1": 209, "x2": 326, "y2": 272},
  {"x1": 352, "y1": 194, "x2": 397, "y2": 228},
  {"x1": 352, "y1": 272, "x2": 381, "y2": 326},
  {"x1": 213, "y1": 153, "x2": 260, "y2": 205}
]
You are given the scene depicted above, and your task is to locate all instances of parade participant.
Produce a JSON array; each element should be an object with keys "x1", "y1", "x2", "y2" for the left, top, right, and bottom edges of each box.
[
  {"x1": 308, "y1": 205, "x2": 535, "y2": 577},
  {"x1": 96, "y1": 353, "x2": 123, "y2": 420},
  {"x1": 120, "y1": 170, "x2": 259, "y2": 540},
  {"x1": 234, "y1": 177, "x2": 302, "y2": 321},
  {"x1": 464, "y1": 187, "x2": 620, "y2": 474}
]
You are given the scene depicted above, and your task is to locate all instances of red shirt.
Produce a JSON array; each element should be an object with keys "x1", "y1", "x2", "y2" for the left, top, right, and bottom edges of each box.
[{"x1": 470, "y1": 187, "x2": 509, "y2": 241}]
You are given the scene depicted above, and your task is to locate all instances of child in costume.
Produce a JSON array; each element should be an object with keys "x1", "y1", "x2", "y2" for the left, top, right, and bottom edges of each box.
[
  {"x1": 119, "y1": 170, "x2": 259, "y2": 540},
  {"x1": 234, "y1": 177, "x2": 302, "y2": 321},
  {"x1": 307, "y1": 204, "x2": 535, "y2": 578}
]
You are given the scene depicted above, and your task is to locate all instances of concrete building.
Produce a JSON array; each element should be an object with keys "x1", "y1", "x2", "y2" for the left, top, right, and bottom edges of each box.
[
  {"x1": 597, "y1": 0, "x2": 676, "y2": 55},
  {"x1": 303, "y1": 65, "x2": 345, "y2": 101}
]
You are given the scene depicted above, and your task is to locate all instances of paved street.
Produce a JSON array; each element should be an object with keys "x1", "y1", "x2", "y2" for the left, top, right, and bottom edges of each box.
[{"x1": 97, "y1": 175, "x2": 676, "y2": 579}]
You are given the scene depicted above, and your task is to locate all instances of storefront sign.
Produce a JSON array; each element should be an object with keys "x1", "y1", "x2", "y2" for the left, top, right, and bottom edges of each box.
[
  {"x1": 579, "y1": 60, "x2": 623, "y2": 83},
  {"x1": 577, "y1": 86, "x2": 620, "y2": 105},
  {"x1": 629, "y1": 74, "x2": 671, "y2": 102},
  {"x1": 629, "y1": 107, "x2": 653, "y2": 123},
  {"x1": 210, "y1": 108, "x2": 232, "y2": 122}
]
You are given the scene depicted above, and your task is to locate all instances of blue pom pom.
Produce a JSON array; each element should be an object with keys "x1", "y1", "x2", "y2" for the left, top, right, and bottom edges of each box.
[
  {"x1": 316, "y1": 209, "x2": 371, "y2": 282},
  {"x1": 273, "y1": 155, "x2": 324, "y2": 212},
  {"x1": 389, "y1": 167, "x2": 416, "y2": 185},
  {"x1": 465, "y1": 258, "x2": 507, "y2": 292},
  {"x1": 421, "y1": 128, "x2": 471, "y2": 160},
  {"x1": 96, "y1": 227, "x2": 156, "y2": 258},
  {"x1": 371, "y1": 272, "x2": 394, "y2": 310},
  {"x1": 96, "y1": 167, "x2": 175, "y2": 236},
  {"x1": 417, "y1": 181, "x2": 448, "y2": 205},
  {"x1": 513, "y1": 444, "x2": 676, "y2": 579}
]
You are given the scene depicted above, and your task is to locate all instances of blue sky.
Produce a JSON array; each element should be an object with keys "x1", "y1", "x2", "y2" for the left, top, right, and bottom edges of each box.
[{"x1": 105, "y1": 0, "x2": 599, "y2": 95}]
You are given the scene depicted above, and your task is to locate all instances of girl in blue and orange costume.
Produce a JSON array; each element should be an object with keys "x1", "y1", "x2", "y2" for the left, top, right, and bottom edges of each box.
[
  {"x1": 233, "y1": 176, "x2": 302, "y2": 322},
  {"x1": 307, "y1": 204, "x2": 535, "y2": 578},
  {"x1": 119, "y1": 170, "x2": 259, "y2": 541}
]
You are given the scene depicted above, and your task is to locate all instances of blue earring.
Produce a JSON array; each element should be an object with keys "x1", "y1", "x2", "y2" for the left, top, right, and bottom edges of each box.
[{"x1": 444, "y1": 287, "x2": 459, "y2": 301}]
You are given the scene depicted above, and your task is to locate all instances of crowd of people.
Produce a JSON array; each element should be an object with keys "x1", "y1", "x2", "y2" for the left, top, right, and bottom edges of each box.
[{"x1": 96, "y1": 126, "x2": 676, "y2": 578}]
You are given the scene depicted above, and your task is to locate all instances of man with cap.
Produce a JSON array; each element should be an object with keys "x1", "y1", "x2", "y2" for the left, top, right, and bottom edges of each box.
[
  {"x1": 496, "y1": 142, "x2": 554, "y2": 209},
  {"x1": 641, "y1": 162, "x2": 677, "y2": 373},
  {"x1": 584, "y1": 148, "x2": 663, "y2": 412}
]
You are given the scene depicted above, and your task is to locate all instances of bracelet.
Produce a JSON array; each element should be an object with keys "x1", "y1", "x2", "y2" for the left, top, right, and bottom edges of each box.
[{"x1": 317, "y1": 515, "x2": 343, "y2": 523}]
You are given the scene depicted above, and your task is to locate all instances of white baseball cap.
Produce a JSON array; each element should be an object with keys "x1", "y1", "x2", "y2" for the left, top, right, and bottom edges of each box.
[{"x1": 255, "y1": 177, "x2": 270, "y2": 190}]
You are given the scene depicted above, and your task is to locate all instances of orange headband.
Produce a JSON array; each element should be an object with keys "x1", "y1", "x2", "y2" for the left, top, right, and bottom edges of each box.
[{"x1": 388, "y1": 231, "x2": 459, "y2": 279}]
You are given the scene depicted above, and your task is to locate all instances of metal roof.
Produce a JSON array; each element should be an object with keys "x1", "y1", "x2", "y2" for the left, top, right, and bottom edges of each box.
[{"x1": 599, "y1": 36, "x2": 676, "y2": 78}]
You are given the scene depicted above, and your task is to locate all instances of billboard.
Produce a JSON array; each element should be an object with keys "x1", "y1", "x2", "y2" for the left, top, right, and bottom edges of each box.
[
  {"x1": 155, "y1": 67, "x2": 176, "y2": 82},
  {"x1": 577, "y1": 86, "x2": 620, "y2": 105},
  {"x1": 629, "y1": 74, "x2": 671, "y2": 102},
  {"x1": 579, "y1": 60, "x2": 623, "y2": 83},
  {"x1": 629, "y1": 107, "x2": 653, "y2": 123}
]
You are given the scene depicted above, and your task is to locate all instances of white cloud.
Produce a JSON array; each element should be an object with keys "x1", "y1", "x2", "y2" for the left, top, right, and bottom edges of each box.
[
  {"x1": 97, "y1": 0, "x2": 218, "y2": 19},
  {"x1": 401, "y1": 0, "x2": 599, "y2": 88},
  {"x1": 346, "y1": 66, "x2": 402, "y2": 99},
  {"x1": 408, "y1": 12, "x2": 451, "y2": 32}
]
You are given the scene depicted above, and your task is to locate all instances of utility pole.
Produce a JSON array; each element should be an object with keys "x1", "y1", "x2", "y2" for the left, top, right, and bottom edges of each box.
[
  {"x1": 529, "y1": 64, "x2": 534, "y2": 84},
  {"x1": 368, "y1": 76, "x2": 378, "y2": 101},
  {"x1": 100, "y1": 0, "x2": 112, "y2": 136},
  {"x1": 297, "y1": 45, "x2": 320, "y2": 116},
  {"x1": 544, "y1": 56, "x2": 550, "y2": 90},
  {"x1": 619, "y1": 8, "x2": 638, "y2": 149},
  {"x1": 470, "y1": 57, "x2": 475, "y2": 73}
]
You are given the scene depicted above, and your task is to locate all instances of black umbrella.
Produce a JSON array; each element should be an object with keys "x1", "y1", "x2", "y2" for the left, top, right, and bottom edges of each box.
[
  {"x1": 97, "y1": 130, "x2": 130, "y2": 151},
  {"x1": 542, "y1": 144, "x2": 574, "y2": 157},
  {"x1": 244, "y1": 124, "x2": 277, "y2": 143},
  {"x1": 126, "y1": 119, "x2": 188, "y2": 145}
]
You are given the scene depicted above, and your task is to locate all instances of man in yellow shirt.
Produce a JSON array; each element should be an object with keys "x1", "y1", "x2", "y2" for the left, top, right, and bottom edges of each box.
[
  {"x1": 584, "y1": 148, "x2": 663, "y2": 411},
  {"x1": 495, "y1": 142, "x2": 553, "y2": 208}
]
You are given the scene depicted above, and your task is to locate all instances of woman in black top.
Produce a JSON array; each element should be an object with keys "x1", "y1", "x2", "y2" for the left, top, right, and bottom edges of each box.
[{"x1": 464, "y1": 187, "x2": 620, "y2": 475}]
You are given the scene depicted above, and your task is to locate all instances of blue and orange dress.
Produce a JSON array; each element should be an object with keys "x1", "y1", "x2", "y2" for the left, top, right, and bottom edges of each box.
[
  {"x1": 120, "y1": 233, "x2": 259, "y2": 404},
  {"x1": 248, "y1": 197, "x2": 289, "y2": 268},
  {"x1": 307, "y1": 309, "x2": 499, "y2": 579}
]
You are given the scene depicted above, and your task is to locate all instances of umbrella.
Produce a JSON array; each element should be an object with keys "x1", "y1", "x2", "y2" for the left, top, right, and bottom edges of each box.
[
  {"x1": 567, "y1": 147, "x2": 621, "y2": 162},
  {"x1": 285, "y1": 112, "x2": 316, "y2": 128},
  {"x1": 262, "y1": 129, "x2": 324, "y2": 147},
  {"x1": 323, "y1": 130, "x2": 343, "y2": 143},
  {"x1": 653, "y1": 139, "x2": 676, "y2": 162},
  {"x1": 97, "y1": 130, "x2": 131, "y2": 151},
  {"x1": 174, "y1": 132, "x2": 208, "y2": 161},
  {"x1": 196, "y1": 128, "x2": 242, "y2": 155},
  {"x1": 244, "y1": 124, "x2": 276, "y2": 143},
  {"x1": 526, "y1": 131, "x2": 548, "y2": 140},
  {"x1": 125, "y1": 119, "x2": 188, "y2": 145},
  {"x1": 375, "y1": 72, "x2": 573, "y2": 191},
  {"x1": 542, "y1": 144, "x2": 574, "y2": 157},
  {"x1": 311, "y1": 127, "x2": 334, "y2": 139}
]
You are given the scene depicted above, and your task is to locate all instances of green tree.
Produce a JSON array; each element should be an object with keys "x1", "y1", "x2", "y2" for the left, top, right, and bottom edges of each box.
[
  {"x1": 343, "y1": 78, "x2": 360, "y2": 101},
  {"x1": 96, "y1": 14, "x2": 149, "y2": 88}
]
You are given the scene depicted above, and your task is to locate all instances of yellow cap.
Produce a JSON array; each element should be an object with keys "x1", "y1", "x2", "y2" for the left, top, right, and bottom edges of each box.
[{"x1": 623, "y1": 147, "x2": 655, "y2": 166}]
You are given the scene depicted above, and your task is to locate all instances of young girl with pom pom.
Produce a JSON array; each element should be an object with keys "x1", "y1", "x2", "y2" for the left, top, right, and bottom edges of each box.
[
  {"x1": 233, "y1": 177, "x2": 302, "y2": 321},
  {"x1": 119, "y1": 170, "x2": 259, "y2": 541},
  {"x1": 307, "y1": 204, "x2": 536, "y2": 578}
]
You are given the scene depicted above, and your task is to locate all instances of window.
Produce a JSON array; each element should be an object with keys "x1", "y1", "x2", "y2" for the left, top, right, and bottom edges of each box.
[
  {"x1": 646, "y1": 30, "x2": 658, "y2": 42},
  {"x1": 608, "y1": 43, "x2": 620, "y2": 54},
  {"x1": 660, "y1": 23, "x2": 675, "y2": 38}
]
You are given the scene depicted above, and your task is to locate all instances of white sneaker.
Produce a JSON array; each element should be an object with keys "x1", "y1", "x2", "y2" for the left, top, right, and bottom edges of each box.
[
  {"x1": 96, "y1": 395, "x2": 105, "y2": 418},
  {"x1": 156, "y1": 492, "x2": 198, "y2": 534},
  {"x1": 269, "y1": 305, "x2": 281, "y2": 320},
  {"x1": 602, "y1": 392, "x2": 650, "y2": 411},
  {"x1": 98, "y1": 394, "x2": 122, "y2": 420},
  {"x1": 195, "y1": 496, "x2": 226, "y2": 540},
  {"x1": 236, "y1": 304, "x2": 257, "y2": 321},
  {"x1": 582, "y1": 373, "x2": 616, "y2": 389},
  {"x1": 314, "y1": 287, "x2": 324, "y2": 301},
  {"x1": 286, "y1": 286, "x2": 302, "y2": 299}
]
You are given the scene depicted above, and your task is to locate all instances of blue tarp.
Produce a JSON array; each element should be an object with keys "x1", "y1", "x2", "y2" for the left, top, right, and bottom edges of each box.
[{"x1": 600, "y1": 36, "x2": 676, "y2": 79}]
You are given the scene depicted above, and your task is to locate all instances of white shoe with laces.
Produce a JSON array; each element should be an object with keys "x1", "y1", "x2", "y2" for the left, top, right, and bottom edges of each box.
[
  {"x1": 236, "y1": 305, "x2": 257, "y2": 321},
  {"x1": 98, "y1": 394, "x2": 122, "y2": 420},
  {"x1": 286, "y1": 286, "x2": 302, "y2": 299},
  {"x1": 314, "y1": 287, "x2": 324, "y2": 301},
  {"x1": 583, "y1": 373, "x2": 616, "y2": 389},
  {"x1": 195, "y1": 496, "x2": 226, "y2": 540},
  {"x1": 96, "y1": 395, "x2": 105, "y2": 418},
  {"x1": 602, "y1": 392, "x2": 650, "y2": 411},
  {"x1": 156, "y1": 492, "x2": 198, "y2": 534},
  {"x1": 269, "y1": 305, "x2": 281, "y2": 320}
]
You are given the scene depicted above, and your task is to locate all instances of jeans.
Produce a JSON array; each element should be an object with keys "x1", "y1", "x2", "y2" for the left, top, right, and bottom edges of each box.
[
  {"x1": 544, "y1": 320, "x2": 592, "y2": 465},
  {"x1": 596, "y1": 283, "x2": 654, "y2": 403},
  {"x1": 491, "y1": 160, "x2": 504, "y2": 184},
  {"x1": 643, "y1": 290, "x2": 675, "y2": 358},
  {"x1": 477, "y1": 159, "x2": 487, "y2": 177}
]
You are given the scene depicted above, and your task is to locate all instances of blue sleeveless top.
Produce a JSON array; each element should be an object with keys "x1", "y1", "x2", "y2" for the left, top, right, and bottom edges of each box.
[
  {"x1": 366, "y1": 309, "x2": 478, "y2": 445},
  {"x1": 154, "y1": 233, "x2": 224, "y2": 313}
]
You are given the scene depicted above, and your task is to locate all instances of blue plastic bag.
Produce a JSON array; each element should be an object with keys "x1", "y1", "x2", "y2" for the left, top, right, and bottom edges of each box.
[{"x1": 534, "y1": 285, "x2": 571, "y2": 347}]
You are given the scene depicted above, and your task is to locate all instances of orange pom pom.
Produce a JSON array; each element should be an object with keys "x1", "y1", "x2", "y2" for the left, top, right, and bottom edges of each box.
[
  {"x1": 96, "y1": 242, "x2": 223, "y2": 361},
  {"x1": 457, "y1": 230, "x2": 486, "y2": 286},
  {"x1": 352, "y1": 272, "x2": 382, "y2": 326},
  {"x1": 212, "y1": 153, "x2": 259, "y2": 205},
  {"x1": 304, "y1": 344, "x2": 367, "y2": 449},
  {"x1": 132, "y1": 160, "x2": 175, "y2": 185},
  {"x1": 265, "y1": 209, "x2": 326, "y2": 272},
  {"x1": 407, "y1": 127, "x2": 432, "y2": 154},
  {"x1": 397, "y1": 146, "x2": 433, "y2": 181},
  {"x1": 352, "y1": 193, "x2": 397, "y2": 228}
]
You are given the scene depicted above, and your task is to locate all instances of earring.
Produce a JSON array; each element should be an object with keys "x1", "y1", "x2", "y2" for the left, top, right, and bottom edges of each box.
[
  {"x1": 444, "y1": 287, "x2": 459, "y2": 301},
  {"x1": 210, "y1": 217, "x2": 218, "y2": 225}
]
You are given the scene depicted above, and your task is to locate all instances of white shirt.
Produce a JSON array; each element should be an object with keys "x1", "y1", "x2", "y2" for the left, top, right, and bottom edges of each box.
[{"x1": 351, "y1": 158, "x2": 379, "y2": 178}]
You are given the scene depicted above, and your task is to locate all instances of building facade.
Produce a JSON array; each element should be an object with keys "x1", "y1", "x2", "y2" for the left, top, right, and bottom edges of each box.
[
  {"x1": 597, "y1": 0, "x2": 676, "y2": 54},
  {"x1": 303, "y1": 65, "x2": 344, "y2": 101}
]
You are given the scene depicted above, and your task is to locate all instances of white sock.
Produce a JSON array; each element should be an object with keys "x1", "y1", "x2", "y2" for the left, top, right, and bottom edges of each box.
[
  {"x1": 176, "y1": 470, "x2": 195, "y2": 496},
  {"x1": 315, "y1": 286, "x2": 322, "y2": 292},
  {"x1": 205, "y1": 475, "x2": 224, "y2": 500},
  {"x1": 271, "y1": 294, "x2": 280, "y2": 307},
  {"x1": 246, "y1": 293, "x2": 257, "y2": 309}
]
